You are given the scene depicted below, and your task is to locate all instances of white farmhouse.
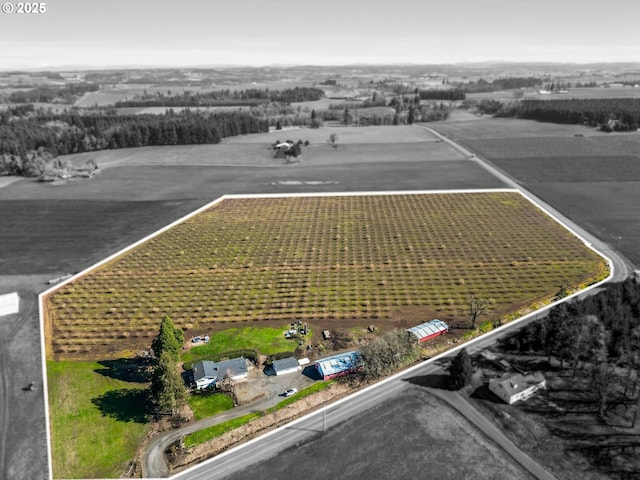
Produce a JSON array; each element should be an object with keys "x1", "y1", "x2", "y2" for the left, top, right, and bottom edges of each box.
[
  {"x1": 192, "y1": 357, "x2": 249, "y2": 390},
  {"x1": 489, "y1": 372, "x2": 546, "y2": 405}
]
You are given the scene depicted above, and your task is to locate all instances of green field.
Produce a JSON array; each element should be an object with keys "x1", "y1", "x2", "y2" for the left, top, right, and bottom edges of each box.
[
  {"x1": 47, "y1": 361, "x2": 151, "y2": 479},
  {"x1": 188, "y1": 393, "x2": 235, "y2": 421},
  {"x1": 181, "y1": 326, "x2": 298, "y2": 365},
  {"x1": 45, "y1": 191, "x2": 607, "y2": 360}
]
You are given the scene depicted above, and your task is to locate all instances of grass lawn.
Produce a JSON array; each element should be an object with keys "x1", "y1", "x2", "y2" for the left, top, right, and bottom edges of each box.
[
  {"x1": 47, "y1": 360, "x2": 152, "y2": 479},
  {"x1": 181, "y1": 326, "x2": 298, "y2": 365},
  {"x1": 184, "y1": 382, "x2": 334, "y2": 448},
  {"x1": 183, "y1": 413, "x2": 262, "y2": 448},
  {"x1": 188, "y1": 393, "x2": 235, "y2": 421}
]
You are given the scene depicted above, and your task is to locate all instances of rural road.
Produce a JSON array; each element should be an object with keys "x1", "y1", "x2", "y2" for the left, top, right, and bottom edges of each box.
[
  {"x1": 168, "y1": 313, "x2": 569, "y2": 480},
  {"x1": 0, "y1": 292, "x2": 36, "y2": 480},
  {"x1": 426, "y1": 387, "x2": 555, "y2": 480},
  {"x1": 422, "y1": 125, "x2": 634, "y2": 283},
  {"x1": 143, "y1": 370, "x2": 315, "y2": 478},
  {"x1": 169, "y1": 335, "x2": 556, "y2": 480},
  {"x1": 157, "y1": 128, "x2": 634, "y2": 480}
]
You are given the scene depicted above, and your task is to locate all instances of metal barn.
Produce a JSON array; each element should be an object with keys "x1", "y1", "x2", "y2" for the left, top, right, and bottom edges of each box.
[
  {"x1": 314, "y1": 351, "x2": 363, "y2": 380},
  {"x1": 406, "y1": 319, "x2": 449, "y2": 343}
]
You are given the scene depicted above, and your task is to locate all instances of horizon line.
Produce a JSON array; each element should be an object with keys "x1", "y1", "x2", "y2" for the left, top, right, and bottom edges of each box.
[{"x1": 3, "y1": 60, "x2": 640, "y2": 73}]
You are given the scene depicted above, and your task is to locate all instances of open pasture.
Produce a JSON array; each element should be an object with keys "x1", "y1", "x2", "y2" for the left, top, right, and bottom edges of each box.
[
  {"x1": 432, "y1": 116, "x2": 606, "y2": 139},
  {"x1": 44, "y1": 191, "x2": 606, "y2": 360},
  {"x1": 223, "y1": 124, "x2": 442, "y2": 144}
]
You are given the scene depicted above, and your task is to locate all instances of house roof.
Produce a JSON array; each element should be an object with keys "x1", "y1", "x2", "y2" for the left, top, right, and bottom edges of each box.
[
  {"x1": 192, "y1": 357, "x2": 248, "y2": 382},
  {"x1": 489, "y1": 372, "x2": 545, "y2": 398},
  {"x1": 272, "y1": 357, "x2": 299, "y2": 373},
  {"x1": 406, "y1": 319, "x2": 448, "y2": 340}
]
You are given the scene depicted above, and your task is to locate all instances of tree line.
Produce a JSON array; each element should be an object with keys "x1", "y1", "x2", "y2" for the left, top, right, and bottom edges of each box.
[
  {"x1": 459, "y1": 76, "x2": 545, "y2": 93},
  {"x1": 506, "y1": 98, "x2": 640, "y2": 131},
  {"x1": 0, "y1": 107, "x2": 268, "y2": 176},
  {"x1": 4, "y1": 83, "x2": 100, "y2": 104},
  {"x1": 502, "y1": 278, "x2": 640, "y2": 421},
  {"x1": 419, "y1": 88, "x2": 466, "y2": 100},
  {"x1": 114, "y1": 86, "x2": 325, "y2": 108}
]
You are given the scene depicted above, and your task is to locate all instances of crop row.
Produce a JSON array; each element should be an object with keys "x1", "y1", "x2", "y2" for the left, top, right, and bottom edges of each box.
[{"x1": 45, "y1": 192, "x2": 606, "y2": 359}]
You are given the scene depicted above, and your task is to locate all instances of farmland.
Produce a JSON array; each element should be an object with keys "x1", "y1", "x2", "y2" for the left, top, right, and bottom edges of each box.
[
  {"x1": 44, "y1": 191, "x2": 606, "y2": 360},
  {"x1": 431, "y1": 116, "x2": 640, "y2": 265}
]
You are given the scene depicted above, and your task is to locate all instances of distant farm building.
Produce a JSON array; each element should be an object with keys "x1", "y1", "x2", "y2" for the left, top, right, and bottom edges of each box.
[
  {"x1": 489, "y1": 372, "x2": 546, "y2": 404},
  {"x1": 272, "y1": 357, "x2": 300, "y2": 376},
  {"x1": 192, "y1": 357, "x2": 249, "y2": 390},
  {"x1": 315, "y1": 351, "x2": 363, "y2": 380},
  {"x1": 407, "y1": 319, "x2": 449, "y2": 343},
  {"x1": 0, "y1": 292, "x2": 19, "y2": 317}
]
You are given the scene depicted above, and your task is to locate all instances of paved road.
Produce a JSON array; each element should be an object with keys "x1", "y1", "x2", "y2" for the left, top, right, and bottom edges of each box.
[
  {"x1": 169, "y1": 343, "x2": 551, "y2": 480},
  {"x1": 427, "y1": 388, "x2": 554, "y2": 480},
  {"x1": 0, "y1": 292, "x2": 36, "y2": 480},
  {"x1": 163, "y1": 129, "x2": 635, "y2": 480},
  {"x1": 422, "y1": 126, "x2": 634, "y2": 283}
]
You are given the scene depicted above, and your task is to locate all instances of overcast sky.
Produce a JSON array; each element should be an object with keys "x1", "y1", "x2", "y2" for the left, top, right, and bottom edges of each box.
[{"x1": 1, "y1": 0, "x2": 639, "y2": 69}]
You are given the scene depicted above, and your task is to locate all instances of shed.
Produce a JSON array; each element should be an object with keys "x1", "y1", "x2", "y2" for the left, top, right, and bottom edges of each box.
[
  {"x1": 489, "y1": 372, "x2": 546, "y2": 404},
  {"x1": 272, "y1": 357, "x2": 300, "y2": 376},
  {"x1": 406, "y1": 319, "x2": 449, "y2": 343},
  {"x1": 192, "y1": 357, "x2": 249, "y2": 390},
  {"x1": 0, "y1": 292, "x2": 19, "y2": 317},
  {"x1": 315, "y1": 351, "x2": 363, "y2": 380}
]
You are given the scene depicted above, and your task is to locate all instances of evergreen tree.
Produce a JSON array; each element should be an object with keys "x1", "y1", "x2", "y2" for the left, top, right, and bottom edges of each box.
[
  {"x1": 448, "y1": 348, "x2": 473, "y2": 390},
  {"x1": 151, "y1": 316, "x2": 184, "y2": 361},
  {"x1": 150, "y1": 352, "x2": 188, "y2": 416}
]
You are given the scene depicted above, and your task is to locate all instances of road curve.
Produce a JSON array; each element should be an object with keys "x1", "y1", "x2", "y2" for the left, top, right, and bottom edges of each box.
[
  {"x1": 143, "y1": 372, "x2": 313, "y2": 478},
  {"x1": 158, "y1": 131, "x2": 634, "y2": 479},
  {"x1": 421, "y1": 125, "x2": 633, "y2": 283}
]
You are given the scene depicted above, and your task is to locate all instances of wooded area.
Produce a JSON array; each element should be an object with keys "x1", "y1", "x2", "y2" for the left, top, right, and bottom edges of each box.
[
  {"x1": 113, "y1": 87, "x2": 325, "y2": 108},
  {"x1": 506, "y1": 98, "x2": 640, "y2": 131},
  {"x1": 503, "y1": 278, "x2": 640, "y2": 421},
  {"x1": 0, "y1": 107, "x2": 268, "y2": 176}
]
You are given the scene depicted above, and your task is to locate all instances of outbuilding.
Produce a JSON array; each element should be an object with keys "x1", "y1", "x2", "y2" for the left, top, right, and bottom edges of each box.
[
  {"x1": 272, "y1": 357, "x2": 300, "y2": 376},
  {"x1": 192, "y1": 357, "x2": 249, "y2": 390},
  {"x1": 0, "y1": 292, "x2": 19, "y2": 317},
  {"x1": 315, "y1": 351, "x2": 363, "y2": 380},
  {"x1": 406, "y1": 319, "x2": 449, "y2": 343},
  {"x1": 489, "y1": 372, "x2": 546, "y2": 404}
]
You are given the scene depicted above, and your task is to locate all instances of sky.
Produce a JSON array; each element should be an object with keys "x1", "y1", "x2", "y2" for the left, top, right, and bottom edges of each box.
[{"x1": 1, "y1": 0, "x2": 639, "y2": 69}]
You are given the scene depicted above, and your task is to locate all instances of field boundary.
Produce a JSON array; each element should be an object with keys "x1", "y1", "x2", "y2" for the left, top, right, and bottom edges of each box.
[{"x1": 37, "y1": 187, "x2": 613, "y2": 480}]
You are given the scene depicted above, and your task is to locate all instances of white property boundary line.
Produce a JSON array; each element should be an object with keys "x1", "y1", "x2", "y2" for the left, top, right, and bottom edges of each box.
[{"x1": 36, "y1": 188, "x2": 614, "y2": 480}]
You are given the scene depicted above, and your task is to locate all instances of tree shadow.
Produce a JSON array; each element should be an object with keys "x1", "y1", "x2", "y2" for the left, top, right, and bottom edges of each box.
[
  {"x1": 404, "y1": 373, "x2": 450, "y2": 390},
  {"x1": 94, "y1": 358, "x2": 154, "y2": 384},
  {"x1": 470, "y1": 382, "x2": 503, "y2": 403},
  {"x1": 91, "y1": 388, "x2": 150, "y2": 423}
]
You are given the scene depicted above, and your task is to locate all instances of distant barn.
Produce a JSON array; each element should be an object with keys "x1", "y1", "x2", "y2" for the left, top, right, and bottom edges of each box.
[{"x1": 406, "y1": 319, "x2": 449, "y2": 343}]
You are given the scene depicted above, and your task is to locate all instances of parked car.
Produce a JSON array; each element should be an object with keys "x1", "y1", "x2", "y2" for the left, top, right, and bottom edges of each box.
[{"x1": 283, "y1": 388, "x2": 298, "y2": 397}]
